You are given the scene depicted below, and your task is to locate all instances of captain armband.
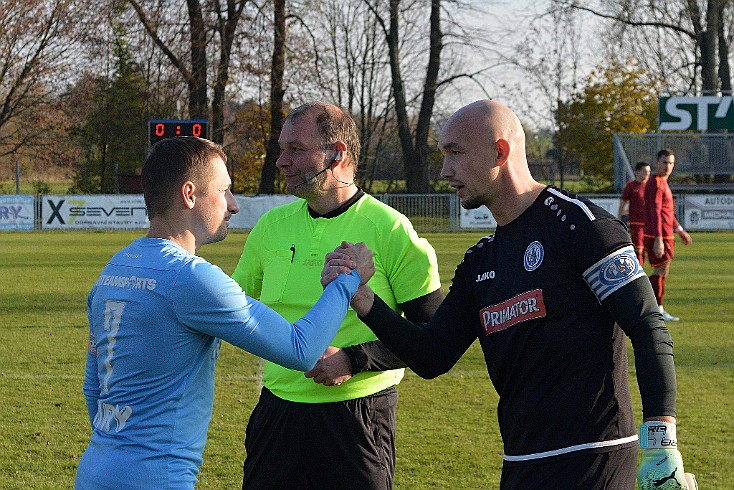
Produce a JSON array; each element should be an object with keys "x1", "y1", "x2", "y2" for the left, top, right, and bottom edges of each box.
[{"x1": 582, "y1": 245, "x2": 647, "y2": 302}]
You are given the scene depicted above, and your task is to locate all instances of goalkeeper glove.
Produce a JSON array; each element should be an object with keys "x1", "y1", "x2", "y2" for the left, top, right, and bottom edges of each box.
[{"x1": 637, "y1": 421, "x2": 697, "y2": 490}]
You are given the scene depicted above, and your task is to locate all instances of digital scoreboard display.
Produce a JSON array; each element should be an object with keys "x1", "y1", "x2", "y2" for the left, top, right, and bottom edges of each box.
[{"x1": 148, "y1": 119, "x2": 209, "y2": 147}]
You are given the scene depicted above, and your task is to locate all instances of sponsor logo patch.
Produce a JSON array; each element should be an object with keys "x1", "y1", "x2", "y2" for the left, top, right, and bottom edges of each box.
[
  {"x1": 480, "y1": 289, "x2": 546, "y2": 335},
  {"x1": 88, "y1": 334, "x2": 97, "y2": 355}
]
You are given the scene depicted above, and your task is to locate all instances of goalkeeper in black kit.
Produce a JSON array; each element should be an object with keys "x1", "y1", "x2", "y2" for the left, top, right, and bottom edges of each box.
[{"x1": 323, "y1": 100, "x2": 697, "y2": 489}]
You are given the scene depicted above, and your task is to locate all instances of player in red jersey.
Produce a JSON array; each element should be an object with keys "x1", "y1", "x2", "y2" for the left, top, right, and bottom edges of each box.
[
  {"x1": 618, "y1": 161, "x2": 651, "y2": 264},
  {"x1": 643, "y1": 149, "x2": 692, "y2": 322}
]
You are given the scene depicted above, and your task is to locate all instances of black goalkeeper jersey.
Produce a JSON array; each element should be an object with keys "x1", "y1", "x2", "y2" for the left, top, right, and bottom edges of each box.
[
  {"x1": 445, "y1": 187, "x2": 643, "y2": 462},
  {"x1": 362, "y1": 186, "x2": 676, "y2": 464}
]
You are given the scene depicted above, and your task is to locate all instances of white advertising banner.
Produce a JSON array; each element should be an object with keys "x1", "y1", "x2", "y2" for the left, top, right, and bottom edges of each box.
[
  {"x1": 230, "y1": 195, "x2": 299, "y2": 230},
  {"x1": 460, "y1": 206, "x2": 497, "y2": 229},
  {"x1": 0, "y1": 195, "x2": 35, "y2": 231},
  {"x1": 459, "y1": 197, "x2": 621, "y2": 230},
  {"x1": 42, "y1": 195, "x2": 149, "y2": 229},
  {"x1": 584, "y1": 197, "x2": 620, "y2": 217},
  {"x1": 40, "y1": 194, "x2": 300, "y2": 230},
  {"x1": 683, "y1": 194, "x2": 734, "y2": 231}
]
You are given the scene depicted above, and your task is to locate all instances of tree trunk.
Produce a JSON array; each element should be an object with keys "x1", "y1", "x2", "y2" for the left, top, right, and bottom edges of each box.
[
  {"x1": 413, "y1": 0, "x2": 442, "y2": 194},
  {"x1": 385, "y1": 0, "x2": 419, "y2": 193},
  {"x1": 211, "y1": 1, "x2": 247, "y2": 145},
  {"x1": 259, "y1": 0, "x2": 286, "y2": 194},
  {"x1": 186, "y1": 0, "x2": 208, "y2": 119},
  {"x1": 716, "y1": 0, "x2": 731, "y2": 92},
  {"x1": 701, "y1": 1, "x2": 720, "y2": 94}
]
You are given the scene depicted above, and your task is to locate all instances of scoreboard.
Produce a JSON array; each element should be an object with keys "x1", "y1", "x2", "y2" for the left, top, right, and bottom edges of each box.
[{"x1": 148, "y1": 119, "x2": 209, "y2": 147}]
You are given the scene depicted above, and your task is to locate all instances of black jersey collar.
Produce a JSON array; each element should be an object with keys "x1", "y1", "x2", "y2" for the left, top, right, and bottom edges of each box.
[{"x1": 307, "y1": 188, "x2": 365, "y2": 219}]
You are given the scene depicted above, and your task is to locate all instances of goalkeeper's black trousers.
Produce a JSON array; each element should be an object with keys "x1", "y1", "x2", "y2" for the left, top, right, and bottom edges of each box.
[{"x1": 500, "y1": 445, "x2": 637, "y2": 489}]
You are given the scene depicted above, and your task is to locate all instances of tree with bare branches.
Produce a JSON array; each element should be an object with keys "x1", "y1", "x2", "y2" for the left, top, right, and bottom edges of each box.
[
  {"x1": 556, "y1": 0, "x2": 733, "y2": 94},
  {"x1": 0, "y1": 0, "x2": 94, "y2": 176},
  {"x1": 364, "y1": 0, "x2": 443, "y2": 193},
  {"x1": 126, "y1": 0, "x2": 250, "y2": 144}
]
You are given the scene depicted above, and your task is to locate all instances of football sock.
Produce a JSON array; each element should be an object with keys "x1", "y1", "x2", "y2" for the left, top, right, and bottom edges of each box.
[
  {"x1": 649, "y1": 274, "x2": 663, "y2": 306},
  {"x1": 635, "y1": 248, "x2": 644, "y2": 264}
]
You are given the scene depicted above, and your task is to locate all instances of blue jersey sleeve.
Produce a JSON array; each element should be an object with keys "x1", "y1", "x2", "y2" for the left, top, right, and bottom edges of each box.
[{"x1": 173, "y1": 259, "x2": 361, "y2": 371}]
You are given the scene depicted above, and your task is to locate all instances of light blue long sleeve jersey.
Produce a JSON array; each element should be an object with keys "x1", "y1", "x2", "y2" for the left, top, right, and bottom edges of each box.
[{"x1": 75, "y1": 237, "x2": 360, "y2": 489}]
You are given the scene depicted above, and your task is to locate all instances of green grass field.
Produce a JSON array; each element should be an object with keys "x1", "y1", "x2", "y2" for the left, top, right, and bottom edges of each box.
[{"x1": 0, "y1": 231, "x2": 732, "y2": 488}]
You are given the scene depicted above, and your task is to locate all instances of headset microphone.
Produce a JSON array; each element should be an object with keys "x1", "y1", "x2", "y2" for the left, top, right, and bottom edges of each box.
[
  {"x1": 293, "y1": 151, "x2": 343, "y2": 189},
  {"x1": 294, "y1": 164, "x2": 330, "y2": 189}
]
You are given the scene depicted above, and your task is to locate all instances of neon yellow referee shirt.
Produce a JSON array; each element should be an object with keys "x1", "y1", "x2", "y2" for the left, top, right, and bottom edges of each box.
[{"x1": 232, "y1": 192, "x2": 441, "y2": 403}]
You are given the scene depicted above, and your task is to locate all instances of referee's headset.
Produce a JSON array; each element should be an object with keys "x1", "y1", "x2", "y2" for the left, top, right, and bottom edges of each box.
[{"x1": 293, "y1": 150, "x2": 344, "y2": 189}]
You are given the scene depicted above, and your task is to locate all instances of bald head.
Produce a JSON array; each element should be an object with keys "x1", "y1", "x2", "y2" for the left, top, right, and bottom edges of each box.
[
  {"x1": 438, "y1": 100, "x2": 540, "y2": 223},
  {"x1": 446, "y1": 100, "x2": 526, "y2": 150},
  {"x1": 439, "y1": 99, "x2": 528, "y2": 176}
]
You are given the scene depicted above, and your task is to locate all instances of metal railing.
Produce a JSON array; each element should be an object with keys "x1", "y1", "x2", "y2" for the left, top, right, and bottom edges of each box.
[
  {"x1": 614, "y1": 133, "x2": 734, "y2": 192},
  {"x1": 377, "y1": 194, "x2": 459, "y2": 232}
]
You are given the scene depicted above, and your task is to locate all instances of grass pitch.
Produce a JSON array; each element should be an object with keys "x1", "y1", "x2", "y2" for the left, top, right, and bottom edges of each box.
[{"x1": 0, "y1": 231, "x2": 732, "y2": 488}]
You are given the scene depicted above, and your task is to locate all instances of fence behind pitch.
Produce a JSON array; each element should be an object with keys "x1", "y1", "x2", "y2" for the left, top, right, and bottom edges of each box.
[{"x1": 3, "y1": 192, "x2": 734, "y2": 232}]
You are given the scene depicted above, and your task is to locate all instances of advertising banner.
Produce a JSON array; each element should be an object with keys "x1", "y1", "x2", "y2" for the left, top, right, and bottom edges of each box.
[
  {"x1": 231, "y1": 195, "x2": 299, "y2": 229},
  {"x1": 460, "y1": 206, "x2": 497, "y2": 229},
  {"x1": 683, "y1": 194, "x2": 734, "y2": 231},
  {"x1": 658, "y1": 96, "x2": 734, "y2": 131},
  {"x1": 40, "y1": 194, "x2": 300, "y2": 230},
  {"x1": 0, "y1": 195, "x2": 34, "y2": 231},
  {"x1": 459, "y1": 198, "x2": 621, "y2": 230},
  {"x1": 584, "y1": 197, "x2": 620, "y2": 217},
  {"x1": 42, "y1": 195, "x2": 149, "y2": 229}
]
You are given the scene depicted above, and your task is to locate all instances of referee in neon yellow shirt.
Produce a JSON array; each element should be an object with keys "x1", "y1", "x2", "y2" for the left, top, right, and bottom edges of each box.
[{"x1": 232, "y1": 102, "x2": 443, "y2": 489}]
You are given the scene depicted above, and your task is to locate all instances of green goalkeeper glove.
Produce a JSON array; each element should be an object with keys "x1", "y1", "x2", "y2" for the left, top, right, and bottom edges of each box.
[{"x1": 637, "y1": 421, "x2": 697, "y2": 490}]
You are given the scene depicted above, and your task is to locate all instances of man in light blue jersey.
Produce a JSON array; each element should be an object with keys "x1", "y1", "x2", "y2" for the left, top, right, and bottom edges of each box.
[{"x1": 74, "y1": 136, "x2": 372, "y2": 490}]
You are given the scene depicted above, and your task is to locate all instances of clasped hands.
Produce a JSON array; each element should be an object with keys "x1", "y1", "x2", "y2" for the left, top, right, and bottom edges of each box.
[
  {"x1": 320, "y1": 241, "x2": 376, "y2": 317},
  {"x1": 321, "y1": 242, "x2": 375, "y2": 316},
  {"x1": 303, "y1": 242, "x2": 376, "y2": 387},
  {"x1": 320, "y1": 241, "x2": 375, "y2": 288}
]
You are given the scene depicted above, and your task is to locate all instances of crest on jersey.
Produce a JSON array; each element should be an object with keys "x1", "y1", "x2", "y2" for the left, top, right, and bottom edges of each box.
[{"x1": 523, "y1": 241, "x2": 544, "y2": 271}]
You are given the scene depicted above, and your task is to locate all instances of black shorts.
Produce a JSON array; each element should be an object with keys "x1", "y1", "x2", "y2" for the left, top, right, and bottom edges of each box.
[
  {"x1": 242, "y1": 386, "x2": 398, "y2": 490},
  {"x1": 500, "y1": 445, "x2": 637, "y2": 489}
]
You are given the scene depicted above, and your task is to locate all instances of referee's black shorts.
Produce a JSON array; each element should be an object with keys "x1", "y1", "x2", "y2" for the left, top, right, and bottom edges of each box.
[
  {"x1": 500, "y1": 445, "x2": 637, "y2": 489},
  {"x1": 242, "y1": 386, "x2": 398, "y2": 490}
]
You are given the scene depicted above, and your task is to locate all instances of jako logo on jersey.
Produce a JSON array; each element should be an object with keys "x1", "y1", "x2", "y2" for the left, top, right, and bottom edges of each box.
[
  {"x1": 480, "y1": 289, "x2": 547, "y2": 335},
  {"x1": 476, "y1": 271, "x2": 495, "y2": 282},
  {"x1": 523, "y1": 241, "x2": 544, "y2": 271}
]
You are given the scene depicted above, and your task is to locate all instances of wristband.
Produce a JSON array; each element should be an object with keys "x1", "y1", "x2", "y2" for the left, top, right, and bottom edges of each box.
[
  {"x1": 342, "y1": 344, "x2": 366, "y2": 375},
  {"x1": 639, "y1": 421, "x2": 677, "y2": 449},
  {"x1": 675, "y1": 225, "x2": 684, "y2": 233}
]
